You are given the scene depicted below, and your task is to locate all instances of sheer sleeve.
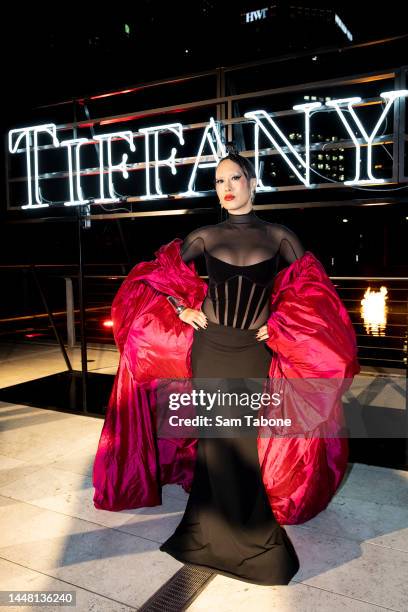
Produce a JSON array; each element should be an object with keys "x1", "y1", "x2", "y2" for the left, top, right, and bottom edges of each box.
[
  {"x1": 167, "y1": 227, "x2": 208, "y2": 315},
  {"x1": 180, "y1": 227, "x2": 207, "y2": 263},
  {"x1": 276, "y1": 224, "x2": 305, "y2": 264}
]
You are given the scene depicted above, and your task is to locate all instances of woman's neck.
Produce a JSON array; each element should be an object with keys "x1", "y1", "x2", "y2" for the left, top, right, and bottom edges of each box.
[{"x1": 226, "y1": 209, "x2": 258, "y2": 224}]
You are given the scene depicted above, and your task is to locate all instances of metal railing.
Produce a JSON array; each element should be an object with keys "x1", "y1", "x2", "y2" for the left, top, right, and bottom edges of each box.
[{"x1": 1, "y1": 265, "x2": 407, "y2": 374}]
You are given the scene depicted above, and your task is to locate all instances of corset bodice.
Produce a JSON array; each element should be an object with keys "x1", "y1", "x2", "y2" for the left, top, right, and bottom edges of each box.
[{"x1": 202, "y1": 250, "x2": 279, "y2": 329}]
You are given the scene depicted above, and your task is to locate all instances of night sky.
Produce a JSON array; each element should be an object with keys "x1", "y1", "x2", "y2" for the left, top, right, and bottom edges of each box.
[{"x1": 2, "y1": 1, "x2": 405, "y2": 112}]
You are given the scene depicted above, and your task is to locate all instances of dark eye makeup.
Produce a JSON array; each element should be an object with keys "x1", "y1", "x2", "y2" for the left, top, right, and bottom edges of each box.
[{"x1": 215, "y1": 174, "x2": 242, "y2": 185}]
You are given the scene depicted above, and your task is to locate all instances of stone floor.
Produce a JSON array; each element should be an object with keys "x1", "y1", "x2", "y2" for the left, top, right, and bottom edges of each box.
[{"x1": 0, "y1": 341, "x2": 407, "y2": 611}]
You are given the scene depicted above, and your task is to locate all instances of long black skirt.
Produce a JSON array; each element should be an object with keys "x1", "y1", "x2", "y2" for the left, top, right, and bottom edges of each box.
[{"x1": 159, "y1": 320, "x2": 300, "y2": 585}]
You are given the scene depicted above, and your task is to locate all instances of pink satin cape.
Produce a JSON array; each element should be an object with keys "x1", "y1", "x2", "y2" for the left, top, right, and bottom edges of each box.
[{"x1": 92, "y1": 238, "x2": 360, "y2": 524}]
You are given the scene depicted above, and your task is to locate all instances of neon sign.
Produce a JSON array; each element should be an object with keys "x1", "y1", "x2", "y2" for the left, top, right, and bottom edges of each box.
[
  {"x1": 7, "y1": 89, "x2": 408, "y2": 209},
  {"x1": 138, "y1": 123, "x2": 184, "y2": 199},
  {"x1": 8, "y1": 124, "x2": 60, "y2": 209},
  {"x1": 245, "y1": 102, "x2": 322, "y2": 188},
  {"x1": 325, "y1": 91, "x2": 407, "y2": 185}
]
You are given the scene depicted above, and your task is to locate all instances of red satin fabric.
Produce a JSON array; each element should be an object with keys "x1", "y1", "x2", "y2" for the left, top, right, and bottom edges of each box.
[{"x1": 93, "y1": 239, "x2": 360, "y2": 524}]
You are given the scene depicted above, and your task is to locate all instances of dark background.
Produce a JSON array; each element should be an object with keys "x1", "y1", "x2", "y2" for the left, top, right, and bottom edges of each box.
[
  {"x1": 1, "y1": 1, "x2": 406, "y2": 110},
  {"x1": 1, "y1": 1, "x2": 407, "y2": 278}
]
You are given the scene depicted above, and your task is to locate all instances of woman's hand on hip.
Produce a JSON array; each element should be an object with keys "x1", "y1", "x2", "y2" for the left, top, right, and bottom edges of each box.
[
  {"x1": 179, "y1": 308, "x2": 208, "y2": 330},
  {"x1": 255, "y1": 324, "x2": 269, "y2": 342}
]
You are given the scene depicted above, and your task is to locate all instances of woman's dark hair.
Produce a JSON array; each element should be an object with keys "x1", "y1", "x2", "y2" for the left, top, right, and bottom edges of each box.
[{"x1": 217, "y1": 145, "x2": 256, "y2": 182}]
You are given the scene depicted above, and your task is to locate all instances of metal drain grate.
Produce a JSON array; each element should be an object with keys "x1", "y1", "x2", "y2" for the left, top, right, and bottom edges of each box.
[{"x1": 138, "y1": 564, "x2": 216, "y2": 612}]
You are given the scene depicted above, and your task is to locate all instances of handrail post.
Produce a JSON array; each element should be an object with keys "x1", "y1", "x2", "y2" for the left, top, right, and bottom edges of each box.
[{"x1": 64, "y1": 276, "x2": 76, "y2": 348}]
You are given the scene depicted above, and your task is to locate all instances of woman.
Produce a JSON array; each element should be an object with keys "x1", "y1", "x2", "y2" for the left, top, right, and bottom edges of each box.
[
  {"x1": 92, "y1": 151, "x2": 359, "y2": 585},
  {"x1": 159, "y1": 152, "x2": 303, "y2": 584}
]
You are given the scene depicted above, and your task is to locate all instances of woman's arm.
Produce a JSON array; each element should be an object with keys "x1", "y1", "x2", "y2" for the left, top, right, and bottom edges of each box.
[
  {"x1": 256, "y1": 224, "x2": 305, "y2": 342},
  {"x1": 167, "y1": 227, "x2": 207, "y2": 317},
  {"x1": 180, "y1": 227, "x2": 206, "y2": 263},
  {"x1": 277, "y1": 224, "x2": 305, "y2": 264}
]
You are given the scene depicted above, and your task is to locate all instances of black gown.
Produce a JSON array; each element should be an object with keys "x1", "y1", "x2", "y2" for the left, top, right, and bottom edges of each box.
[{"x1": 159, "y1": 210, "x2": 302, "y2": 585}]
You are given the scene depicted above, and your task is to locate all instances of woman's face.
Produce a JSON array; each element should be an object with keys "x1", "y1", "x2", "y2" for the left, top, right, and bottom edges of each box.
[{"x1": 215, "y1": 159, "x2": 256, "y2": 212}]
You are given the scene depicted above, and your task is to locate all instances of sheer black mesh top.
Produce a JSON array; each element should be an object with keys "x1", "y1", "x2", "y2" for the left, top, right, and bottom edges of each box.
[{"x1": 180, "y1": 210, "x2": 304, "y2": 330}]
